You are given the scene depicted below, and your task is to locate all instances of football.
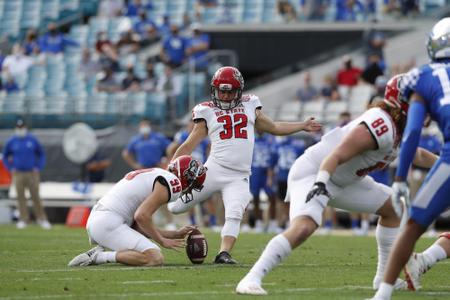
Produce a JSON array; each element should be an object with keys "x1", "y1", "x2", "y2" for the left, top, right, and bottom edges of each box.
[{"x1": 185, "y1": 228, "x2": 208, "y2": 264}]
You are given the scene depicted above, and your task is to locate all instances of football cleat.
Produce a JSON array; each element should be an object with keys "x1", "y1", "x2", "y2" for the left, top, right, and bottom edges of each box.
[
  {"x1": 68, "y1": 246, "x2": 103, "y2": 267},
  {"x1": 214, "y1": 251, "x2": 238, "y2": 264},
  {"x1": 404, "y1": 253, "x2": 426, "y2": 291},
  {"x1": 364, "y1": 297, "x2": 389, "y2": 300},
  {"x1": 372, "y1": 277, "x2": 407, "y2": 291},
  {"x1": 236, "y1": 279, "x2": 267, "y2": 295}
]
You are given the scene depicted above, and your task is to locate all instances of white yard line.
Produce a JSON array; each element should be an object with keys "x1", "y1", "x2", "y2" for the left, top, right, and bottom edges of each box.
[
  {"x1": 122, "y1": 280, "x2": 175, "y2": 284},
  {"x1": 14, "y1": 278, "x2": 82, "y2": 282},
  {"x1": 0, "y1": 286, "x2": 382, "y2": 300},
  {"x1": 5, "y1": 262, "x2": 362, "y2": 274}
]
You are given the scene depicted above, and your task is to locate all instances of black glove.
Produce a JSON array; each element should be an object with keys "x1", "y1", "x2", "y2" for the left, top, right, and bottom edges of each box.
[{"x1": 306, "y1": 182, "x2": 330, "y2": 203}]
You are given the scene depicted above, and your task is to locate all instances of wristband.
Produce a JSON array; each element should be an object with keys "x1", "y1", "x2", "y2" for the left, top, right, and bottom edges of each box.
[{"x1": 316, "y1": 170, "x2": 330, "y2": 184}]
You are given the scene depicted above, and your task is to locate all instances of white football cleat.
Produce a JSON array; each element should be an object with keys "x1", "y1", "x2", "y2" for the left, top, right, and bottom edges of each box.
[
  {"x1": 16, "y1": 221, "x2": 27, "y2": 229},
  {"x1": 365, "y1": 297, "x2": 389, "y2": 300},
  {"x1": 236, "y1": 279, "x2": 267, "y2": 295},
  {"x1": 37, "y1": 220, "x2": 52, "y2": 230},
  {"x1": 373, "y1": 277, "x2": 407, "y2": 290},
  {"x1": 68, "y1": 246, "x2": 103, "y2": 267},
  {"x1": 404, "y1": 253, "x2": 426, "y2": 291}
]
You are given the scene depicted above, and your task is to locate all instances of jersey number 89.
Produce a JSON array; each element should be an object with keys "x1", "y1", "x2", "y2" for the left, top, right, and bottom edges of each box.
[{"x1": 371, "y1": 118, "x2": 388, "y2": 137}]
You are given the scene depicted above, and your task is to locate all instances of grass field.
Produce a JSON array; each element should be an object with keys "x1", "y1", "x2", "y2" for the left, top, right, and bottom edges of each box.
[{"x1": 1, "y1": 225, "x2": 449, "y2": 300}]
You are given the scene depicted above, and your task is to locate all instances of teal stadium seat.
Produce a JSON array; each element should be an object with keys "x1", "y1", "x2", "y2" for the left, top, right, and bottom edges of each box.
[
  {"x1": 145, "y1": 92, "x2": 167, "y2": 124},
  {"x1": 41, "y1": 0, "x2": 60, "y2": 20}
]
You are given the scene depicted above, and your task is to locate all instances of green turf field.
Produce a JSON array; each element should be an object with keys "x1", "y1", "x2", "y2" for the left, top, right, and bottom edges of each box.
[{"x1": 0, "y1": 225, "x2": 449, "y2": 300}]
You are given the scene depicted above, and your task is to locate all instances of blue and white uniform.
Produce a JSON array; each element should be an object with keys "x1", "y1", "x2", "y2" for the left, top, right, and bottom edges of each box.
[
  {"x1": 397, "y1": 61, "x2": 450, "y2": 227},
  {"x1": 250, "y1": 134, "x2": 276, "y2": 198}
]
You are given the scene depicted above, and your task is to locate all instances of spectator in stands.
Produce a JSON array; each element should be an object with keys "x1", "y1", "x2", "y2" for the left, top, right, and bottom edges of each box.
[
  {"x1": 125, "y1": 0, "x2": 152, "y2": 17},
  {"x1": 307, "y1": 0, "x2": 331, "y2": 21},
  {"x1": 186, "y1": 23, "x2": 210, "y2": 71},
  {"x1": 97, "y1": 66, "x2": 121, "y2": 93},
  {"x1": 278, "y1": 0, "x2": 298, "y2": 23},
  {"x1": 133, "y1": 11, "x2": 159, "y2": 47},
  {"x1": 400, "y1": 0, "x2": 419, "y2": 16},
  {"x1": 296, "y1": 71, "x2": 319, "y2": 102},
  {"x1": 320, "y1": 73, "x2": 340, "y2": 101},
  {"x1": 158, "y1": 15, "x2": 172, "y2": 40},
  {"x1": 80, "y1": 49, "x2": 102, "y2": 81},
  {"x1": 368, "y1": 75, "x2": 388, "y2": 105},
  {"x1": 364, "y1": 21, "x2": 386, "y2": 70},
  {"x1": 157, "y1": 64, "x2": 182, "y2": 119},
  {"x1": 2, "y1": 119, "x2": 50, "y2": 230},
  {"x1": 2, "y1": 44, "x2": 33, "y2": 78},
  {"x1": 116, "y1": 30, "x2": 141, "y2": 56},
  {"x1": 198, "y1": 0, "x2": 218, "y2": 7},
  {"x1": 98, "y1": 0, "x2": 124, "y2": 17},
  {"x1": 336, "y1": 56, "x2": 362, "y2": 87},
  {"x1": 95, "y1": 31, "x2": 119, "y2": 70},
  {"x1": 160, "y1": 24, "x2": 188, "y2": 68},
  {"x1": 22, "y1": 29, "x2": 39, "y2": 56},
  {"x1": 141, "y1": 58, "x2": 158, "y2": 92},
  {"x1": 122, "y1": 66, "x2": 141, "y2": 92},
  {"x1": 38, "y1": 23, "x2": 79, "y2": 54},
  {"x1": 84, "y1": 150, "x2": 111, "y2": 183},
  {"x1": 361, "y1": 53, "x2": 384, "y2": 85},
  {"x1": 122, "y1": 118, "x2": 171, "y2": 170},
  {"x1": 3, "y1": 75, "x2": 19, "y2": 94},
  {"x1": 335, "y1": 0, "x2": 365, "y2": 21}
]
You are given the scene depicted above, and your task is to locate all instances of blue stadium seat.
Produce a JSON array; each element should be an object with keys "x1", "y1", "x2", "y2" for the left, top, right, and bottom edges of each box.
[{"x1": 125, "y1": 91, "x2": 146, "y2": 115}]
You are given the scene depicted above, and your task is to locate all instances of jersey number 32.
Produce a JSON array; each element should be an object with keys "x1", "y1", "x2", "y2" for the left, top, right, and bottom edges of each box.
[{"x1": 217, "y1": 113, "x2": 248, "y2": 140}]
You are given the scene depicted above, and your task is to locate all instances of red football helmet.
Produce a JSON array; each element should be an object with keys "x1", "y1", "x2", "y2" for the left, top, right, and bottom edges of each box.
[
  {"x1": 210, "y1": 66, "x2": 244, "y2": 110},
  {"x1": 384, "y1": 74, "x2": 409, "y2": 115},
  {"x1": 168, "y1": 155, "x2": 206, "y2": 203}
]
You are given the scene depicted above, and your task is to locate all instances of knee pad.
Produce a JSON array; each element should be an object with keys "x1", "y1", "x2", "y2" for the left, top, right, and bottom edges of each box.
[
  {"x1": 439, "y1": 232, "x2": 450, "y2": 240},
  {"x1": 221, "y1": 217, "x2": 241, "y2": 238}
]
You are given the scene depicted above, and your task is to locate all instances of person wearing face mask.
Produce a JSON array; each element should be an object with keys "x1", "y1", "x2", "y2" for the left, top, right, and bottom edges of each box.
[
  {"x1": 2, "y1": 119, "x2": 50, "y2": 229},
  {"x1": 122, "y1": 118, "x2": 171, "y2": 170},
  {"x1": 159, "y1": 24, "x2": 188, "y2": 68},
  {"x1": 38, "y1": 23, "x2": 79, "y2": 54}
]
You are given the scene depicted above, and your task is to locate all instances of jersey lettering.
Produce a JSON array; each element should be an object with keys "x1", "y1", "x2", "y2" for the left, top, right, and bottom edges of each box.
[
  {"x1": 217, "y1": 113, "x2": 248, "y2": 140},
  {"x1": 125, "y1": 168, "x2": 154, "y2": 180},
  {"x1": 371, "y1": 118, "x2": 389, "y2": 137},
  {"x1": 432, "y1": 68, "x2": 450, "y2": 106}
]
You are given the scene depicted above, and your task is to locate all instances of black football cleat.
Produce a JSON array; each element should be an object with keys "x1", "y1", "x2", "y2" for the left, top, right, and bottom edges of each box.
[{"x1": 214, "y1": 251, "x2": 238, "y2": 264}]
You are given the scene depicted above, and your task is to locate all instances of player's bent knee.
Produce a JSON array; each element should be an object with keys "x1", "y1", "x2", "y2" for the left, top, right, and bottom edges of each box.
[
  {"x1": 142, "y1": 249, "x2": 164, "y2": 266},
  {"x1": 221, "y1": 217, "x2": 241, "y2": 238},
  {"x1": 377, "y1": 199, "x2": 400, "y2": 221}
]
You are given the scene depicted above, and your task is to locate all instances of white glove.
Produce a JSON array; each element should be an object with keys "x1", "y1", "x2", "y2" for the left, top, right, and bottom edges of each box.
[{"x1": 391, "y1": 181, "x2": 410, "y2": 218}]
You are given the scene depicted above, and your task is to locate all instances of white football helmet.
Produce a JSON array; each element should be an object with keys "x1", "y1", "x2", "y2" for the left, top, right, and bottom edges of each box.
[{"x1": 427, "y1": 17, "x2": 450, "y2": 61}]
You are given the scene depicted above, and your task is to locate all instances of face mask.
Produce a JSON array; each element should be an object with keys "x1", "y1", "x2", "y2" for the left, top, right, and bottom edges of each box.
[
  {"x1": 50, "y1": 29, "x2": 58, "y2": 35},
  {"x1": 15, "y1": 128, "x2": 27, "y2": 137},
  {"x1": 139, "y1": 126, "x2": 151, "y2": 135}
]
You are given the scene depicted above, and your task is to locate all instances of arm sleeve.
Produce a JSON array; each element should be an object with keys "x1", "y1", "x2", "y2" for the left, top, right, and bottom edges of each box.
[
  {"x1": 2, "y1": 140, "x2": 13, "y2": 171},
  {"x1": 360, "y1": 109, "x2": 395, "y2": 150},
  {"x1": 34, "y1": 138, "x2": 46, "y2": 170},
  {"x1": 395, "y1": 101, "x2": 427, "y2": 179},
  {"x1": 192, "y1": 103, "x2": 210, "y2": 122}
]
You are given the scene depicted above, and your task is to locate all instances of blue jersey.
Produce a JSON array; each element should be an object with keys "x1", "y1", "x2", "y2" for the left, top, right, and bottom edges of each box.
[
  {"x1": 274, "y1": 137, "x2": 305, "y2": 181},
  {"x1": 250, "y1": 134, "x2": 275, "y2": 197},
  {"x1": 174, "y1": 130, "x2": 209, "y2": 163},
  {"x1": 396, "y1": 60, "x2": 450, "y2": 227},
  {"x1": 126, "y1": 132, "x2": 170, "y2": 168}
]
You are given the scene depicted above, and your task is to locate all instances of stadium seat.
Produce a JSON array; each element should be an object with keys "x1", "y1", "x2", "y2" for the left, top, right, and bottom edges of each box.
[
  {"x1": 243, "y1": 7, "x2": 263, "y2": 23},
  {"x1": 41, "y1": 0, "x2": 60, "y2": 20},
  {"x1": 278, "y1": 101, "x2": 302, "y2": 121},
  {"x1": 301, "y1": 99, "x2": 326, "y2": 121},
  {"x1": 349, "y1": 84, "x2": 373, "y2": 115},
  {"x1": 125, "y1": 91, "x2": 146, "y2": 115},
  {"x1": 146, "y1": 92, "x2": 167, "y2": 124},
  {"x1": 324, "y1": 101, "x2": 349, "y2": 124}
]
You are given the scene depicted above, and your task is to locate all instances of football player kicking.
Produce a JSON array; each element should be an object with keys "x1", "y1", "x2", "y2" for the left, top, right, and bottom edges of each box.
[
  {"x1": 369, "y1": 17, "x2": 450, "y2": 300},
  {"x1": 168, "y1": 66, "x2": 322, "y2": 264},
  {"x1": 236, "y1": 74, "x2": 439, "y2": 295},
  {"x1": 68, "y1": 155, "x2": 206, "y2": 267},
  {"x1": 403, "y1": 232, "x2": 450, "y2": 291}
]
